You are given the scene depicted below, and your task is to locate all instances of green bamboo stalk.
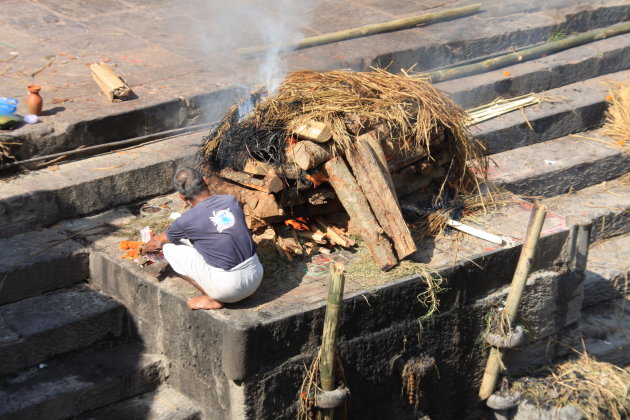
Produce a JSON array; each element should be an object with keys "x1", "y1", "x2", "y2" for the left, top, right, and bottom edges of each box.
[
  {"x1": 237, "y1": 4, "x2": 481, "y2": 55},
  {"x1": 426, "y1": 20, "x2": 630, "y2": 83},
  {"x1": 318, "y1": 263, "x2": 345, "y2": 420},
  {"x1": 478, "y1": 202, "x2": 547, "y2": 400}
]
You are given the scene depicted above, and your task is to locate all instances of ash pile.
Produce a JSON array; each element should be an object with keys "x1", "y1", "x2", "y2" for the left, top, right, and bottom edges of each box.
[{"x1": 201, "y1": 69, "x2": 486, "y2": 270}]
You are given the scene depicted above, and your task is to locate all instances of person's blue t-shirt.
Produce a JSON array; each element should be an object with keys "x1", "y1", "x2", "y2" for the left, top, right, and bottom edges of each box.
[{"x1": 165, "y1": 195, "x2": 255, "y2": 270}]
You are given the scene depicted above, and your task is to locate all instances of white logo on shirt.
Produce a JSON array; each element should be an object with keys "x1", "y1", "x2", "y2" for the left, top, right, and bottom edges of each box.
[{"x1": 209, "y1": 209, "x2": 235, "y2": 232}]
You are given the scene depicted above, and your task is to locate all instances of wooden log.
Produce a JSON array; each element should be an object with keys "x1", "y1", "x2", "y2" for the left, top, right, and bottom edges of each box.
[
  {"x1": 314, "y1": 217, "x2": 351, "y2": 248},
  {"x1": 90, "y1": 62, "x2": 132, "y2": 102},
  {"x1": 272, "y1": 226, "x2": 294, "y2": 261},
  {"x1": 204, "y1": 174, "x2": 284, "y2": 220},
  {"x1": 243, "y1": 159, "x2": 301, "y2": 179},
  {"x1": 287, "y1": 141, "x2": 332, "y2": 171},
  {"x1": 218, "y1": 168, "x2": 285, "y2": 193},
  {"x1": 319, "y1": 263, "x2": 345, "y2": 420},
  {"x1": 324, "y1": 157, "x2": 398, "y2": 270},
  {"x1": 346, "y1": 139, "x2": 416, "y2": 259},
  {"x1": 237, "y1": 4, "x2": 481, "y2": 55},
  {"x1": 357, "y1": 131, "x2": 398, "y2": 205},
  {"x1": 479, "y1": 202, "x2": 547, "y2": 400},
  {"x1": 387, "y1": 147, "x2": 430, "y2": 172},
  {"x1": 391, "y1": 165, "x2": 446, "y2": 198},
  {"x1": 290, "y1": 121, "x2": 332, "y2": 143}
]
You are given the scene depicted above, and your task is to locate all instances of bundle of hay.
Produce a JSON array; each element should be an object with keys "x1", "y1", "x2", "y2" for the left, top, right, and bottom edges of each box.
[
  {"x1": 603, "y1": 80, "x2": 630, "y2": 146},
  {"x1": 200, "y1": 69, "x2": 486, "y2": 269}
]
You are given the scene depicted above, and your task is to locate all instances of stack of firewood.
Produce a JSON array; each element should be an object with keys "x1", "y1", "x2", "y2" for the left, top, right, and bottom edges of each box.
[{"x1": 201, "y1": 69, "x2": 486, "y2": 270}]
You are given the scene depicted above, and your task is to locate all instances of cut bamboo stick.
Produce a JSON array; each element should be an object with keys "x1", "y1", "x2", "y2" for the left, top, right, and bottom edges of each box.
[
  {"x1": 237, "y1": 4, "x2": 481, "y2": 55},
  {"x1": 90, "y1": 62, "x2": 132, "y2": 102},
  {"x1": 478, "y1": 202, "x2": 547, "y2": 400},
  {"x1": 446, "y1": 219, "x2": 505, "y2": 245},
  {"x1": 319, "y1": 263, "x2": 345, "y2": 420},
  {"x1": 426, "y1": 21, "x2": 630, "y2": 83}
]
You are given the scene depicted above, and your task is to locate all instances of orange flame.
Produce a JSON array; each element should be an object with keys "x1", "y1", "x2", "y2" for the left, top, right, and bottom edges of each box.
[{"x1": 284, "y1": 217, "x2": 310, "y2": 231}]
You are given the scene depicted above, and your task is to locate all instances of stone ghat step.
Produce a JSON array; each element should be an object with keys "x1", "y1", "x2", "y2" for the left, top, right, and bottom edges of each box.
[
  {"x1": 485, "y1": 128, "x2": 630, "y2": 198},
  {"x1": 80, "y1": 386, "x2": 202, "y2": 420},
  {"x1": 0, "y1": 343, "x2": 165, "y2": 420},
  {"x1": 543, "y1": 174, "x2": 630, "y2": 244},
  {"x1": 1, "y1": 71, "x2": 623, "y2": 240},
  {"x1": 438, "y1": 32, "x2": 630, "y2": 110},
  {"x1": 472, "y1": 68, "x2": 630, "y2": 155},
  {"x1": 581, "y1": 297, "x2": 630, "y2": 366},
  {"x1": 0, "y1": 229, "x2": 88, "y2": 305},
  {"x1": 0, "y1": 284, "x2": 125, "y2": 377},
  {"x1": 7, "y1": 1, "x2": 629, "y2": 160},
  {"x1": 583, "y1": 233, "x2": 630, "y2": 308}
]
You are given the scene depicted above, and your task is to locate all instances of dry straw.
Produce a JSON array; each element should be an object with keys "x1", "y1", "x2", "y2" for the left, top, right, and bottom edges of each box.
[
  {"x1": 511, "y1": 351, "x2": 630, "y2": 420},
  {"x1": 603, "y1": 81, "x2": 630, "y2": 147},
  {"x1": 203, "y1": 68, "x2": 486, "y2": 196}
]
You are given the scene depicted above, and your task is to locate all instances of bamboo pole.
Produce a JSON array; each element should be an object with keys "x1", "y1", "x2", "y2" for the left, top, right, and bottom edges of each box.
[
  {"x1": 426, "y1": 21, "x2": 630, "y2": 83},
  {"x1": 478, "y1": 202, "x2": 547, "y2": 400},
  {"x1": 319, "y1": 263, "x2": 346, "y2": 420},
  {"x1": 237, "y1": 4, "x2": 481, "y2": 55}
]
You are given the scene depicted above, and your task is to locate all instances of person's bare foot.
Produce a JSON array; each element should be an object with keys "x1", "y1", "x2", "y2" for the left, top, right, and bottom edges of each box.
[{"x1": 187, "y1": 295, "x2": 224, "y2": 310}]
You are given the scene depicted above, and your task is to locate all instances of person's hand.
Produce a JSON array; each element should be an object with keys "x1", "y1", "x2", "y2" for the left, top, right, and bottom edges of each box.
[{"x1": 140, "y1": 239, "x2": 160, "y2": 255}]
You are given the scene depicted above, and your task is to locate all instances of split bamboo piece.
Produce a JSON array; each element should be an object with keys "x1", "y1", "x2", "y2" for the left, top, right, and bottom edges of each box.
[
  {"x1": 319, "y1": 263, "x2": 345, "y2": 420},
  {"x1": 466, "y1": 94, "x2": 540, "y2": 125},
  {"x1": 478, "y1": 202, "x2": 547, "y2": 400},
  {"x1": 426, "y1": 21, "x2": 630, "y2": 82},
  {"x1": 237, "y1": 4, "x2": 481, "y2": 55},
  {"x1": 90, "y1": 62, "x2": 132, "y2": 102},
  {"x1": 446, "y1": 219, "x2": 505, "y2": 245},
  {"x1": 291, "y1": 121, "x2": 333, "y2": 143}
]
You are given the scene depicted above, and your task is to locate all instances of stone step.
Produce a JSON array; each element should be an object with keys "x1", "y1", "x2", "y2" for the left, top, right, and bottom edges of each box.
[
  {"x1": 543, "y1": 174, "x2": 630, "y2": 243},
  {"x1": 0, "y1": 229, "x2": 88, "y2": 305},
  {"x1": 7, "y1": 1, "x2": 629, "y2": 161},
  {"x1": 471, "y1": 69, "x2": 629, "y2": 155},
  {"x1": 438, "y1": 32, "x2": 630, "y2": 109},
  {"x1": 2, "y1": 73, "x2": 622, "y2": 240},
  {"x1": 0, "y1": 284, "x2": 125, "y2": 376},
  {"x1": 79, "y1": 386, "x2": 202, "y2": 420},
  {"x1": 581, "y1": 297, "x2": 630, "y2": 366},
  {"x1": 485, "y1": 128, "x2": 630, "y2": 197},
  {"x1": 0, "y1": 343, "x2": 165, "y2": 420},
  {"x1": 583, "y1": 233, "x2": 630, "y2": 308}
]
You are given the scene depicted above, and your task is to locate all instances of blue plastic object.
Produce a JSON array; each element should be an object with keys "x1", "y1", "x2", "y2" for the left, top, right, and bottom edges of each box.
[{"x1": 0, "y1": 97, "x2": 18, "y2": 115}]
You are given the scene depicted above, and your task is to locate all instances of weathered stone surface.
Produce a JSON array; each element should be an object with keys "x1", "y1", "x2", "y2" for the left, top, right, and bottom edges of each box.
[
  {"x1": 485, "y1": 129, "x2": 630, "y2": 198},
  {"x1": 0, "y1": 285, "x2": 124, "y2": 376},
  {"x1": 581, "y1": 297, "x2": 630, "y2": 366},
  {"x1": 583, "y1": 233, "x2": 630, "y2": 308},
  {"x1": 0, "y1": 229, "x2": 88, "y2": 304},
  {"x1": 0, "y1": 344, "x2": 164, "y2": 420},
  {"x1": 81, "y1": 386, "x2": 202, "y2": 420},
  {"x1": 543, "y1": 175, "x2": 630, "y2": 244}
]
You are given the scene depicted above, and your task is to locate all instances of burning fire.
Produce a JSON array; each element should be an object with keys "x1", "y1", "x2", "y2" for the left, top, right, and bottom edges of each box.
[{"x1": 285, "y1": 217, "x2": 310, "y2": 231}]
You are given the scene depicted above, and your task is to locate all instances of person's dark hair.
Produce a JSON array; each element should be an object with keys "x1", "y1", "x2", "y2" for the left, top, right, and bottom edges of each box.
[{"x1": 173, "y1": 167, "x2": 207, "y2": 200}]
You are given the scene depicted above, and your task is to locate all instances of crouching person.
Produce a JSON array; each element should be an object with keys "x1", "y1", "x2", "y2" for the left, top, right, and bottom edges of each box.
[{"x1": 140, "y1": 167, "x2": 263, "y2": 310}]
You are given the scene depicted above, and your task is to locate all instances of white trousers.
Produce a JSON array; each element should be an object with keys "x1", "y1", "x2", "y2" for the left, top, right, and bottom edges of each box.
[{"x1": 162, "y1": 241, "x2": 263, "y2": 303}]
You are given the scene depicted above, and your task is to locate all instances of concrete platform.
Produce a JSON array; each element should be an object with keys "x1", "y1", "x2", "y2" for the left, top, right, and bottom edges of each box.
[{"x1": 0, "y1": 284, "x2": 125, "y2": 376}]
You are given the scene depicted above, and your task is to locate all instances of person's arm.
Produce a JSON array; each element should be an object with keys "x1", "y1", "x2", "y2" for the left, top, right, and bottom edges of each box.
[{"x1": 140, "y1": 232, "x2": 170, "y2": 255}]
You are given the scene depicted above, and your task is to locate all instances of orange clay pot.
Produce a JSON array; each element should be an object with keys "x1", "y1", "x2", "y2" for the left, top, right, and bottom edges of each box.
[{"x1": 26, "y1": 85, "x2": 43, "y2": 116}]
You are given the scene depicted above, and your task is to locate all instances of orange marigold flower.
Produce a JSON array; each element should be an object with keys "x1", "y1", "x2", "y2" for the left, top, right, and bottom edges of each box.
[{"x1": 502, "y1": 71, "x2": 511, "y2": 77}]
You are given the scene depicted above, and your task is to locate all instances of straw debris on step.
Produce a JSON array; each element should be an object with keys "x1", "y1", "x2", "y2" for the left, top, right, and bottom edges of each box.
[
  {"x1": 603, "y1": 81, "x2": 630, "y2": 149},
  {"x1": 510, "y1": 352, "x2": 630, "y2": 420}
]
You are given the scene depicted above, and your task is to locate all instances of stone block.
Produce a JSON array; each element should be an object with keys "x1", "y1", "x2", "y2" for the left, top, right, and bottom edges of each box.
[{"x1": 0, "y1": 229, "x2": 88, "y2": 304}]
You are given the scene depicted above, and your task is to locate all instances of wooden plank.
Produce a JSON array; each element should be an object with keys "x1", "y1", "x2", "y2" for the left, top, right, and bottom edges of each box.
[
  {"x1": 324, "y1": 157, "x2": 398, "y2": 270},
  {"x1": 90, "y1": 62, "x2": 132, "y2": 102},
  {"x1": 346, "y1": 139, "x2": 416, "y2": 259},
  {"x1": 218, "y1": 168, "x2": 285, "y2": 193},
  {"x1": 291, "y1": 121, "x2": 332, "y2": 143}
]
